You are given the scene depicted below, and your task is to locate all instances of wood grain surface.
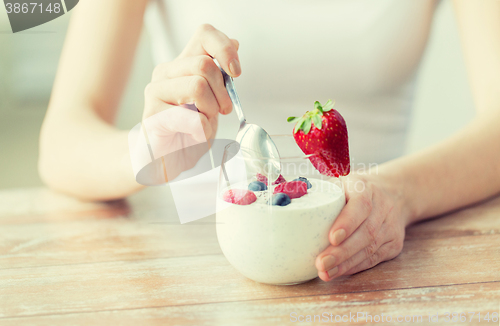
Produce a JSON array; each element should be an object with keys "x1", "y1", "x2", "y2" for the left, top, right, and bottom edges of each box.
[{"x1": 0, "y1": 186, "x2": 499, "y2": 325}]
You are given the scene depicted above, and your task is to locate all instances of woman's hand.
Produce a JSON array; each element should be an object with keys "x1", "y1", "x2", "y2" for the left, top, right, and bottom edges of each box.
[
  {"x1": 315, "y1": 172, "x2": 411, "y2": 281},
  {"x1": 139, "y1": 24, "x2": 240, "y2": 182},
  {"x1": 144, "y1": 24, "x2": 240, "y2": 120}
]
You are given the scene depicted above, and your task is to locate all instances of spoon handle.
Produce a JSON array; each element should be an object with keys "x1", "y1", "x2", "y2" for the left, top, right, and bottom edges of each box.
[{"x1": 213, "y1": 58, "x2": 246, "y2": 128}]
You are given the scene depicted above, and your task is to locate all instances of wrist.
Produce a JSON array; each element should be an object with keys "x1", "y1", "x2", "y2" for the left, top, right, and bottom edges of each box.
[{"x1": 372, "y1": 162, "x2": 419, "y2": 227}]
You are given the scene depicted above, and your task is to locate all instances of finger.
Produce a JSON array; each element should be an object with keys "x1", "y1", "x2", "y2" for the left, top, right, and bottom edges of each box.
[
  {"x1": 145, "y1": 76, "x2": 219, "y2": 119},
  {"x1": 324, "y1": 224, "x2": 388, "y2": 279},
  {"x1": 151, "y1": 56, "x2": 232, "y2": 114},
  {"x1": 328, "y1": 186, "x2": 373, "y2": 246},
  {"x1": 230, "y1": 38, "x2": 239, "y2": 51},
  {"x1": 344, "y1": 239, "x2": 402, "y2": 276},
  {"x1": 342, "y1": 254, "x2": 382, "y2": 277},
  {"x1": 316, "y1": 212, "x2": 383, "y2": 273},
  {"x1": 180, "y1": 24, "x2": 241, "y2": 77}
]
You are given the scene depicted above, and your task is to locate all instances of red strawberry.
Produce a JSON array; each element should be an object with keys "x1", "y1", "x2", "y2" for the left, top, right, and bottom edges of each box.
[
  {"x1": 257, "y1": 173, "x2": 286, "y2": 185},
  {"x1": 288, "y1": 100, "x2": 350, "y2": 177},
  {"x1": 274, "y1": 181, "x2": 308, "y2": 199},
  {"x1": 272, "y1": 174, "x2": 286, "y2": 185},
  {"x1": 223, "y1": 189, "x2": 257, "y2": 205},
  {"x1": 256, "y1": 173, "x2": 268, "y2": 184}
]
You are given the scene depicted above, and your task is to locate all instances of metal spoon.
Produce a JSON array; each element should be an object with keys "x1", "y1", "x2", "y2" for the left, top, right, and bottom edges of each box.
[{"x1": 213, "y1": 58, "x2": 281, "y2": 182}]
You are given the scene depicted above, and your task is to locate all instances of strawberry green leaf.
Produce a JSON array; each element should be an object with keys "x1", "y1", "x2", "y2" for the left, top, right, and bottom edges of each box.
[
  {"x1": 312, "y1": 114, "x2": 322, "y2": 129},
  {"x1": 322, "y1": 99, "x2": 335, "y2": 112},
  {"x1": 287, "y1": 116, "x2": 300, "y2": 123},
  {"x1": 303, "y1": 117, "x2": 312, "y2": 134},
  {"x1": 294, "y1": 117, "x2": 306, "y2": 134},
  {"x1": 314, "y1": 101, "x2": 323, "y2": 113}
]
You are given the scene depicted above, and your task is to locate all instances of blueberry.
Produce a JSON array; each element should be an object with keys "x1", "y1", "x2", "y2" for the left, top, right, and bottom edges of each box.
[
  {"x1": 271, "y1": 193, "x2": 291, "y2": 206},
  {"x1": 248, "y1": 181, "x2": 267, "y2": 191},
  {"x1": 293, "y1": 177, "x2": 312, "y2": 189}
]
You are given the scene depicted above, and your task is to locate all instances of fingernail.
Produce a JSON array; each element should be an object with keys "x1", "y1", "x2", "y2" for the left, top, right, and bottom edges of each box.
[
  {"x1": 229, "y1": 59, "x2": 241, "y2": 76},
  {"x1": 321, "y1": 255, "x2": 336, "y2": 271},
  {"x1": 327, "y1": 266, "x2": 339, "y2": 278},
  {"x1": 332, "y1": 229, "x2": 346, "y2": 245}
]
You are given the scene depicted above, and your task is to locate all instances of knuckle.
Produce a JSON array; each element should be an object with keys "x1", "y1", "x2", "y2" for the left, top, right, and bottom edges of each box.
[
  {"x1": 365, "y1": 221, "x2": 378, "y2": 243},
  {"x1": 190, "y1": 76, "x2": 209, "y2": 98},
  {"x1": 386, "y1": 223, "x2": 400, "y2": 242},
  {"x1": 232, "y1": 38, "x2": 239, "y2": 49},
  {"x1": 197, "y1": 56, "x2": 215, "y2": 75},
  {"x1": 220, "y1": 43, "x2": 234, "y2": 55},
  {"x1": 353, "y1": 175, "x2": 368, "y2": 190},
  {"x1": 392, "y1": 239, "x2": 404, "y2": 256},
  {"x1": 197, "y1": 23, "x2": 215, "y2": 33},
  {"x1": 222, "y1": 96, "x2": 233, "y2": 112},
  {"x1": 377, "y1": 199, "x2": 390, "y2": 217},
  {"x1": 152, "y1": 64, "x2": 164, "y2": 81},
  {"x1": 144, "y1": 83, "x2": 155, "y2": 97},
  {"x1": 367, "y1": 251, "x2": 380, "y2": 267},
  {"x1": 364, "y1": 239, "x2": 378, "y2": 257},
  {"x1": 359, "y1": 195, "x2": 373, "y2": 212}
]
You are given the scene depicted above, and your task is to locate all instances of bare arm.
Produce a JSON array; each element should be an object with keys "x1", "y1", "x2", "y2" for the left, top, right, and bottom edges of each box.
[
  {"x1": 388, "y1": 0, "x2": 500, "y2": 222},
  {"x1": 39, "y1": 1, "x2": 240, "y2": 201},
  {"x1": 316, "y1": 0, "x2": 500, "y2": 281},
  {"x1": 39, "y1": 0, "x2": 148, "y2": 200}
]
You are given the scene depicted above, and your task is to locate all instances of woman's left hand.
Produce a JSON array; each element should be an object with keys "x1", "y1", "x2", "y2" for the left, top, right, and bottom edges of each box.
[{"x1": 315, "y1": 172, "x2": 411, "y2": 281}]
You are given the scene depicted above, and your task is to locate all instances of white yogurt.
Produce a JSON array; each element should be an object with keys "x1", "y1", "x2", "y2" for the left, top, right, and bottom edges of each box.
[{"x1": 216, "y1": 177, "x2": 345, "y2": 285}]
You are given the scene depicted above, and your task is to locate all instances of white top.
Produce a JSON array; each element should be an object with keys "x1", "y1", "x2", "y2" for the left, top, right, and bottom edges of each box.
[{"x1": 145, "y1": 0, "x2": 438, "y2": 165}]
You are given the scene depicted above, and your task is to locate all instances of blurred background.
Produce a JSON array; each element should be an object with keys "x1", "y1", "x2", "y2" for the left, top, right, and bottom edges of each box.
[{"x1": 0, "y1": 0, "x2": 475, "y2": 190}]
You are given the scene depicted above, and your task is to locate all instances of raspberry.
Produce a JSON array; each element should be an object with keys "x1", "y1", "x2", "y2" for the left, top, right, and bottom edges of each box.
[
  {"x1": 273, "y1": 181, "x2": 308, "y2": 199},
  {"x1": 256, "y1": 173, "x2": 268, "y2": 184},
  {"x1": 292, "y1": 176, "x2": 312, "y2": 189},
  {"x1": 272, "y1": 174, "x2": 287, "y2": 185},
  {"x1": 222, "y1": 189, "x2": 257, "y2": 205}
]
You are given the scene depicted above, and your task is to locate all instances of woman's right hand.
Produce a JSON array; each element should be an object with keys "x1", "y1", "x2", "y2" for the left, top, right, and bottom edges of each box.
[{"x1": 138, "y1": 24, "x2": 240, "y2": 183}]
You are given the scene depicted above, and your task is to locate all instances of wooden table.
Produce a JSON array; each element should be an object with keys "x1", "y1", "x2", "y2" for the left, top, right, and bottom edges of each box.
[{"x1": 0, "y1": 186, "x2": 499, "y2": 325}]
